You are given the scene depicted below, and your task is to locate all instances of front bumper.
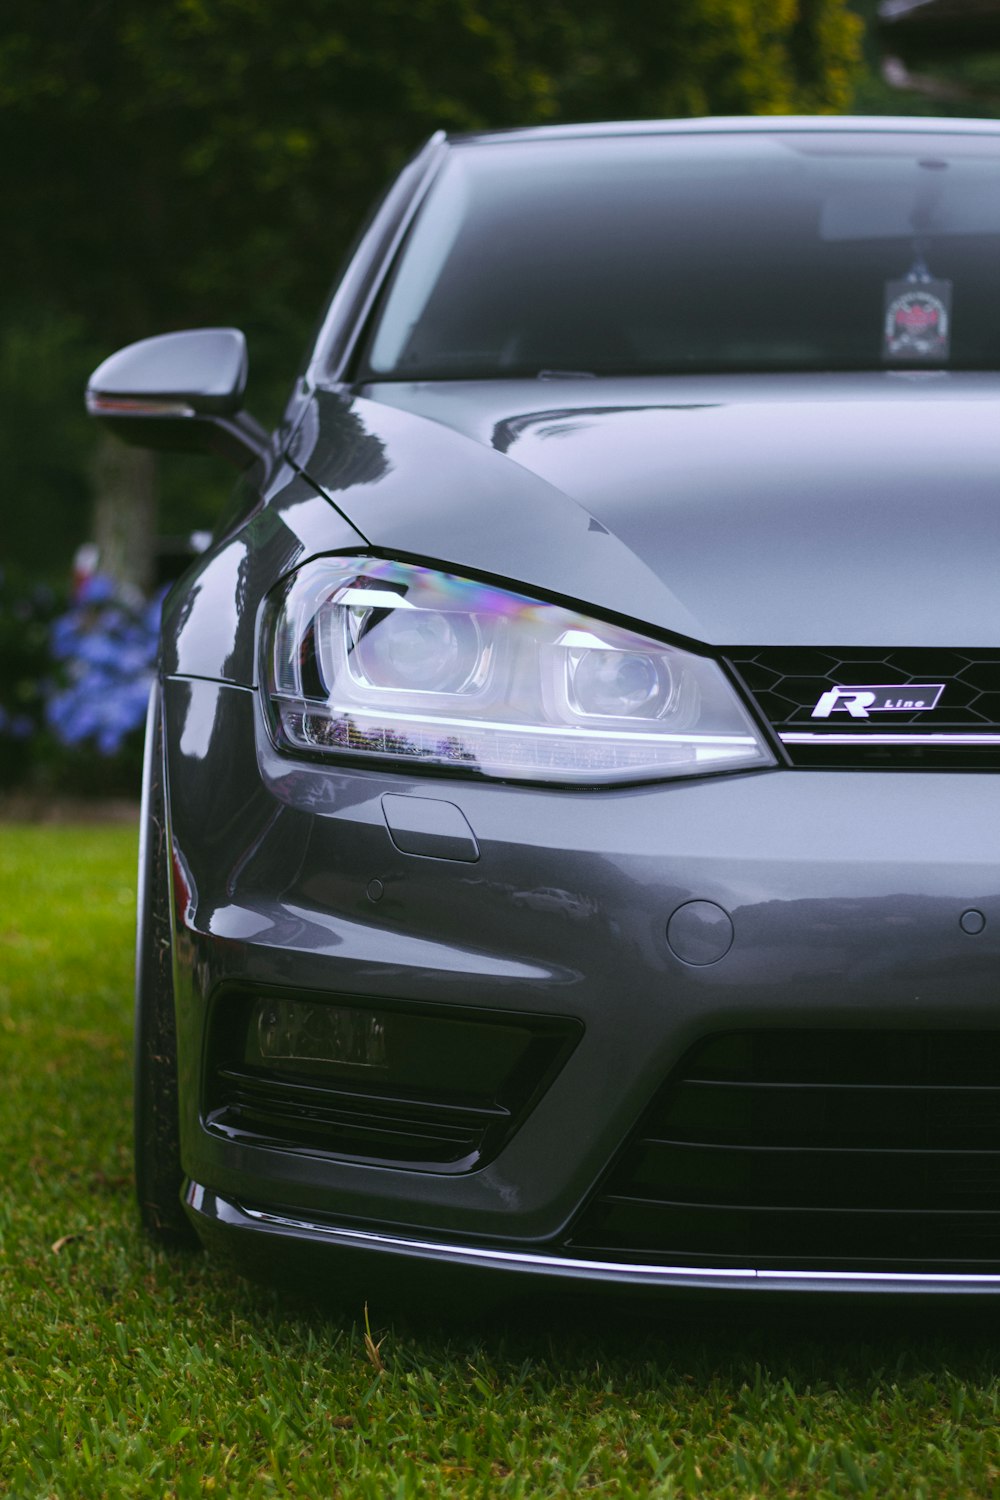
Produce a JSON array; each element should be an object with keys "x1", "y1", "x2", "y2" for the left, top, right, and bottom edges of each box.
[
  {"x1": 187, "y1": 1187, "x2": 1000, "y2": 1297},
  {"x1": 164, "y1": 676, "x2": 1000, "y2": 1289}
]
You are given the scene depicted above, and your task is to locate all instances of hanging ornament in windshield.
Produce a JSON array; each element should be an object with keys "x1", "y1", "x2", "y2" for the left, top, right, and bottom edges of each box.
[
  {"x1": 883, "y1": 271, "x2": 951, "y2": 362},
  {"x1": 883, "y1": 158, "x2": 952, "y2": 364}
]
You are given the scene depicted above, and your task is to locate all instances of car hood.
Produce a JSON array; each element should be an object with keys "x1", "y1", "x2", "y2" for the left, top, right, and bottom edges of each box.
[{"x1": 289, "y1": 373, "x2": 1000, "y2": 647}]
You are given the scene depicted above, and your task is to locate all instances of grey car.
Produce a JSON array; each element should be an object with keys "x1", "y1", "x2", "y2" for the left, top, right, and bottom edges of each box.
[{"x1": 88, "y1": 115, "x2": 1000, "y2": 1296}]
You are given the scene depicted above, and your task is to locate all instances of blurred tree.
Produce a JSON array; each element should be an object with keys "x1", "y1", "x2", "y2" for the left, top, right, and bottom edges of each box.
[
  {"x1": 0, "y1": 0, "x2": 862, "y2": 584},
  {"x1": 0, "y1": 315, "x2": 96, "y2": 579}
]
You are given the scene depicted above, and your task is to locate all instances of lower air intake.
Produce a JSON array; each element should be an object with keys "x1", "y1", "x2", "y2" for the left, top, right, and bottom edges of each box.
[
  {"x1": 568, "y1": 1030, "x2": 1000, "y2": 1272},
  {"x1": 204, "y1": 986, "x2": 580, "y2": 1174}
]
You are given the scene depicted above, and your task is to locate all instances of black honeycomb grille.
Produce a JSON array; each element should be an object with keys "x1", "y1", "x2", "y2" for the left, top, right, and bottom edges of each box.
[
  {"x1": 568, "y1": 1030, "x2": 1000, "y2": 1273},
  {"x1": 726, "y1": 648, "x2": 1000, "y2": 767}
]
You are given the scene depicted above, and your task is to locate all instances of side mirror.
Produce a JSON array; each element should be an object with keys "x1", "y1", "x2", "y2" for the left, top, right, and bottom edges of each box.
[{"x1": 86, "y1": 328, "x2": 269, "y2": 469}]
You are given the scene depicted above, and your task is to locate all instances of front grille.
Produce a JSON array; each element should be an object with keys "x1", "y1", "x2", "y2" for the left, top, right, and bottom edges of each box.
[
  {"x1": 568, "y1": 1031, "x2": 1000, "y2": 1272},
  {"x1": 204, "y1": 986, "x2": 580, "y2": 1173},
  {"x1": 726, "y1": 648, "x2": 1000, "y2": 767}
]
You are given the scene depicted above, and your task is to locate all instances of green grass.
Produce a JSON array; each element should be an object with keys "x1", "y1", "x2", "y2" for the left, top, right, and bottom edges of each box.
[{"x1": 3, "y1": 825, "x2": 1000, "y2": 1498}]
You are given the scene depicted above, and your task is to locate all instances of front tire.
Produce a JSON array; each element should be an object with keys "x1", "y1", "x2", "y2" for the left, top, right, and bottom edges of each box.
[{"x1": 134, "y1": 685, "x2": 198, "y2": 1248}]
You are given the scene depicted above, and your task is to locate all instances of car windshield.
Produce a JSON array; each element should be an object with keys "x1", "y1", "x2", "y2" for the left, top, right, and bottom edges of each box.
[{"x1": 360, "y1": 130, "x2": 1000, "y2": 380}]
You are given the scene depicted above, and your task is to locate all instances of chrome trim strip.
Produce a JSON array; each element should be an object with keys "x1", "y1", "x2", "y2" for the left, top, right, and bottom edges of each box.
[
  {"x1": 245, "y1": 1205, "x2": 758, "y2": 1281},
  {"x1": 187, "y1": 1185, "x2": 1000, "y2": 1293},
  {"x1": 781, "y1": 732, "x2": 1000, "y2": 747}
]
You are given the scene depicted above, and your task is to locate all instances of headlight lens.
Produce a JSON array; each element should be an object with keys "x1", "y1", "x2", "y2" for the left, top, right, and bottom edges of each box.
[{"x1": 263, "y1": 558, "x2": 774, "y2": 784}]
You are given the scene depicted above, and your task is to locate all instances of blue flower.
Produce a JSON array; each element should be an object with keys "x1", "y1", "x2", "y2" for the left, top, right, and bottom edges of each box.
[
  {"x1": 77, "y1": 574, "x2": 117, "y2": 606},
  {"x1": 45, "y1": 576, "x2": 164, "y2": 756}
]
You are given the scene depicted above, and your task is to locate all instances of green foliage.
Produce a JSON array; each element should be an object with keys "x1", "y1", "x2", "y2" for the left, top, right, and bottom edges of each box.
[
  {"x1": 0, "y1": 570, "x2": 60, "y2": 784},
  {"x1": 0, "y1": 1, "x2": 863, "y2": 581},
  {"x1": 0, "y1": 1, "x2": 864, "y2": 343},
  {"x1": 5, "y1": 825, "x2": 1000, "y2": 1497},
  {"x1": 558, "y1": 0, "x2": 862, "y2": 120},
  {"x1": 0, "y1": 316, "x2": 100, "y2": 579}
]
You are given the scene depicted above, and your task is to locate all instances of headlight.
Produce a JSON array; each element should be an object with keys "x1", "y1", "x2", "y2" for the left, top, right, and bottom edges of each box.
[{"x1": 262, "y1": 558, "x2": 775, "y2": 785}]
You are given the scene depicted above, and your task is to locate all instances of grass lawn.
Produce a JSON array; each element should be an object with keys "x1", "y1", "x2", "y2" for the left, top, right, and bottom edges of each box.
[{"x1": 3, "y1": 824, "x2": 1000, "y2": 1497}]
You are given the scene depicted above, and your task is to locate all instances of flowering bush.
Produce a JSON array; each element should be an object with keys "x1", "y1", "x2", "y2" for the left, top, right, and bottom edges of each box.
[
  {"x1": 0, "y1": 568, "x2": 165, "y2": 794},
  {"x1": 46, "y1": 574, "x2": 163, "y2": 757}
]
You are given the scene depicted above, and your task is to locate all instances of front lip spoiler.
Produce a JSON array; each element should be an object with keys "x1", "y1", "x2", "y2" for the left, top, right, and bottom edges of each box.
[{"x1": 186, "y1": 1183, "x2": 1000, "y2": 1295}]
